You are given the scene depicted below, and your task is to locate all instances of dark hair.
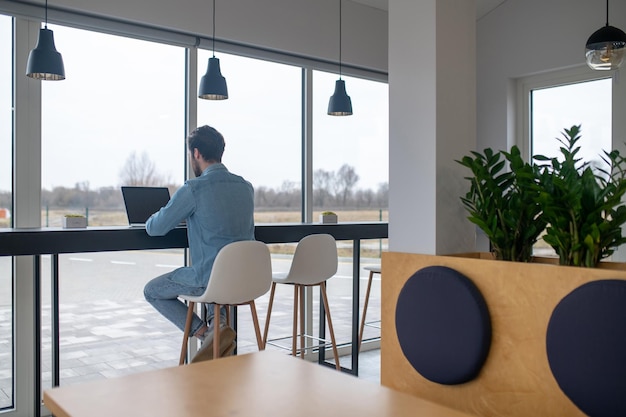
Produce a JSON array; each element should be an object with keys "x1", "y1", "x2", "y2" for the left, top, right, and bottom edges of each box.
[{"x1": 187, "y1": 125, "x2": 225, "y2": 162}]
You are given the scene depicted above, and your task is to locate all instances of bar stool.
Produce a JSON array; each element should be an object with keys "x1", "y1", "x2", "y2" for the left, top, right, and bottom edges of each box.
[
  {"x1": 358, "y1": 264, "x2": 381, "y2": 352},
  {"x1": 262, "y1": 234, "x2": 341, "y2": 370},
  {"x1": 178, "y1": 240, "x2": 272, "y2": 365}
]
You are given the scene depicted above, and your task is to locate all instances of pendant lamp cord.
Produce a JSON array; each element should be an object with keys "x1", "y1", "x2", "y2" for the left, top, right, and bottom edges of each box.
[
  {"x1": 606, "y1": 0, "x2": 609, "y2": 26},
  {"x1": 212, "y1": 0, "x2": 216, "y2": 57},
  {"x1": 339, "y1": 0, "x2": 342, "y2": 80},
  {"x1": 44, "y1": 0, "x2": 48, "y2": 28}
]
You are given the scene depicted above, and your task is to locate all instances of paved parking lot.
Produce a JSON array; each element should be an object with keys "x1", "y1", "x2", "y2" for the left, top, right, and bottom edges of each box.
[{"x1": 0, "y1": 250, "x2": 382, "y2": 409}]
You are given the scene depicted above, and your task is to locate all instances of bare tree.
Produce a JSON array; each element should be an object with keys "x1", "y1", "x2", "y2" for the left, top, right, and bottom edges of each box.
[
  {"x1": 40, "y1": 162, "x2": 389, "y2": 212},
  {"x1": 336, "y1": 164, "x2": 359, "y2": 205},
  {"x1": 356, "y1": 188, "x2": 374, "y2": 208},
  {"x1": 313, "y1": 169, "x2": 334, "y2": 206},
  {"x1": 277, "y1": 180, "x2": 300, "y2": 207},
  {"x1": 377, "y1": 182, "x2": 389, "y2": 207},
  {"x1": 0, "y1": 191, "x2": 11, "y2": 208},
  {"x1": 119, "y1": 151, "x2": 169, "y2": 186}
]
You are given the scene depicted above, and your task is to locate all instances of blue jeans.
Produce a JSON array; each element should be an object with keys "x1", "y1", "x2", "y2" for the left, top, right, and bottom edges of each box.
[{"x1": 144, "y1": 271, "x2": 225, "y2": 336}]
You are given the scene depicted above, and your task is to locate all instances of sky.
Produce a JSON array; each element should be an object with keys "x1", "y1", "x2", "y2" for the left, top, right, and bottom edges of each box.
[{"x1": 532, "y1": 78, "x2": 612, "y2": 166}]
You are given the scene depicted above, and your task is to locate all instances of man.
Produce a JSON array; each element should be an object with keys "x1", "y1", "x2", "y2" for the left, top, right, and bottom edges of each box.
[{"x1": 144, "y1": 125, "x2": 254, "y2": 362}]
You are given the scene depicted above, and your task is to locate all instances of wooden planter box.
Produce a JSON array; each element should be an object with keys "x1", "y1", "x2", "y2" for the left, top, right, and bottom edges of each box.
[{"x1": 381, "y1": 252, "x2": 626, "y2": 417}]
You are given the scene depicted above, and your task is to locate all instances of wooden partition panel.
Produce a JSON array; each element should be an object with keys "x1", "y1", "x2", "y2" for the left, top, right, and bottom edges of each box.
[{"x1": 381, "y1": 252, "x2": 626, "y2": 417}]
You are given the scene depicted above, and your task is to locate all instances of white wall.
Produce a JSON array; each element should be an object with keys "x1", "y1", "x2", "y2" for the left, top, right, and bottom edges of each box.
[
  {"x1": 48, "y1": 0, "x2": 388, "y2": 73},
  {"x1": 476, "y1": 0, "x2": 626, "y2": 152}
]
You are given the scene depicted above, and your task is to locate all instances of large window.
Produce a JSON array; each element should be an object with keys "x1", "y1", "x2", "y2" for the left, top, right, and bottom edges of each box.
[
  {"x1": 519, "y1": 69, "x2": 613, "y2": 257},
  {"x1": 312, "y1": 71, "x2": 388, "y2": 223},
  {"x1": 41, "y1": 25, "x2": 185, "y2": 227},
  {"x1": 0, "y1": 14, "x2": 12, "y2": 411},
  {"x1": 519, "y1": 67, "x2": 613, "y2": 162},
  {"x1": 39, "y1": 25, "x2": 187, "y2": 391},
  {"x1": 531, "y1": 78, "x2": 611, "y2": 164},
  {"x1": 197, "y1": 51, "x2": 302, "y2": 224},
  {"x1": 0, "y1": 12, "x2": 389, "y2": 411},
  {"x1": 311, "y1": 71, "x2": 388, "y2": 349},
  {"x1": 196, "y1": 53, "x2": 303, "y2": 358}
]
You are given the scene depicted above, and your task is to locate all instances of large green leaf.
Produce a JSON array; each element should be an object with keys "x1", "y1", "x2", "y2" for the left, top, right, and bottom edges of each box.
[{"x1": 457, "y1": 145, "x2": 546, "y2": 262}]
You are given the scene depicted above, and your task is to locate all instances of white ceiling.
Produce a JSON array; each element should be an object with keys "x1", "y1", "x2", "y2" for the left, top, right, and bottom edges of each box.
[{"x1": 351, "y1": 0, "x2": 507, "y2": 19}]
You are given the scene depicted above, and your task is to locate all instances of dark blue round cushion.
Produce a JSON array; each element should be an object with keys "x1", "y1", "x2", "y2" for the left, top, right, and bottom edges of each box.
[
  {"x1": 546, "y1": 279, "x2": 626, "y2": 417},
  {"x1": 395, "y1": 265, "x2": 491, "y2": 385}
]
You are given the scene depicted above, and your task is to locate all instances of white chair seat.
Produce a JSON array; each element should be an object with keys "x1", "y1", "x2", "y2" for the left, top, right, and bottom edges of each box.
[
  {"x1": 178, "y1": 240, "x2": 272, "y2": 365},
  {"x1": 263, "y1": 234, "x2": 341, "y2": 370}
]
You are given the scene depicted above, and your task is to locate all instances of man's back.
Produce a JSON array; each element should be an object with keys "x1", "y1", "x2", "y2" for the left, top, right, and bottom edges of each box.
[
  {"x1": 146, "y1": 163, "x2": 254, "y2": 287},
  {"x1": 185, "y1": 164, "x2": 255, "y2": 284}
]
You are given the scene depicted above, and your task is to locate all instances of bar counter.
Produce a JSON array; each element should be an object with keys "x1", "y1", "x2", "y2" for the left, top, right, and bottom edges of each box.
[{"x1": 0, "y1": 222, "x2": 387, "y2": 255}]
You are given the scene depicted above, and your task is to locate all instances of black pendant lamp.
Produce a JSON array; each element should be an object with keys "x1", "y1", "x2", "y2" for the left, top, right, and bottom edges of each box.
[
  {"x1": 198, "y1": 0, "x2": 228, "y2": 100},
  {"x1": 585, "y1": 0, "x2": 626, "y2": 70},
  {"x1": 26, "y1": 0, "x2": 65, "y2": 80},
  {"x1": 328, "y1": 0, "x2": 352, "y2": 116}
]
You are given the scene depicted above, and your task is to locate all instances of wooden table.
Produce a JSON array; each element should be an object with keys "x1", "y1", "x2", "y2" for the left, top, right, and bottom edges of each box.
[{"x1": 44, "y1": 350, "x2": 475, "y2": 417}]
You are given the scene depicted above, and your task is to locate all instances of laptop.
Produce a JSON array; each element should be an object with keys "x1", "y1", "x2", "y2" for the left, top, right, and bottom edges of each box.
[{"x1": 121, "y1": 186, "x2": 171, "y2": 227}]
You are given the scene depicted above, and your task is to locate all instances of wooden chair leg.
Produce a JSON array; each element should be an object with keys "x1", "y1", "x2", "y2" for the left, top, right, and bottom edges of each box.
[
  {"x1": 179, "y1": 301, "x2": 195, "y2": 366},
  {"x1": 262, "y1": 282, "x2": 276, "y2": 348},
  {"x1": 292, "y1": 285, "x2": 299, "y2": 357},
  {"x1": 249, "y1": 300, "x2": 264, "y2": 351},
  {"x1": 320, "y1": 282, "x2": 341, "y2": 371},
  {"x1": 213, "y1": 303, "x2": 221, "y2": 359},
  {"x1": 299, "y1": 285, "x2": 305, "y2": 359},
  {"x1": 358, "y1": 270, "x2": 375, "y2": 352}
]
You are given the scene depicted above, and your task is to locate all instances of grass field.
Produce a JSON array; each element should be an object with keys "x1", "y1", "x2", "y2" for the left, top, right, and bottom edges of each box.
[
  {"x1": 28, "y1": 208, "x2": 389, "y2": 258},
  {"x1": 36, "y1": 208, "x2": 388, "y2": 226}
]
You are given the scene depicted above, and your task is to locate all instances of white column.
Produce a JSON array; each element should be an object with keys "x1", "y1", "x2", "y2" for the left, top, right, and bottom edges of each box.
[
  {"x1": 13, "y1": 17, "x2": 43, "y2": 417},
  {"x1": 388, "y1": 0, "x2": 476, "y2": 254}
]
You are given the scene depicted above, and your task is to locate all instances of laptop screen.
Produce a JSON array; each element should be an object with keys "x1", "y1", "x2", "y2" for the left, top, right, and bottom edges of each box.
[{"x1": 121, "y1": 186, "x2": 171, "y2": 226}]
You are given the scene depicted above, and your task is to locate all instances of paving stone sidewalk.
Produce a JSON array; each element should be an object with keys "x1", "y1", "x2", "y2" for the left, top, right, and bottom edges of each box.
[{"x1": 0, "y1": 277, "x2": 381, "y2": 410}]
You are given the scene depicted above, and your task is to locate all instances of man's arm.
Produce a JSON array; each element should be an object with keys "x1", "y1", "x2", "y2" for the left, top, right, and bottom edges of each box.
[{"x1": 146, "y1": 184, "x2": 194, "y2": 236}]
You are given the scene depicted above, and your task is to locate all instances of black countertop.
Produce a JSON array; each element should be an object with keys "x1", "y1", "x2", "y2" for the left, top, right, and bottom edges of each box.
[{"x1": 0, "y1": 222, "x2": 388, "y2": 256}]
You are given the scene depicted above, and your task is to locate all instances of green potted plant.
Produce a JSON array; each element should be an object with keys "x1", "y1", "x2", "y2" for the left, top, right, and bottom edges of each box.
[
  {"x1": 534, "y1": 125, "x2": 626, "y2": 267},
  {"x1": 319, "y1": 211, "x2": 338, "y2": 224},
  {"x1": 458, "y1": 124, "x2": 626, "y2": 267},
  {"x1": 457, "y1": 145, "x2": 546, "y2": 262}
]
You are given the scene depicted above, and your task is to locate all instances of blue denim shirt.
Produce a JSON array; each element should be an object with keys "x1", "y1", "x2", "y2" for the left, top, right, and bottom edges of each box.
[{"x1": 145, "y1": 163, "x2": 255, "y2": 287}]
